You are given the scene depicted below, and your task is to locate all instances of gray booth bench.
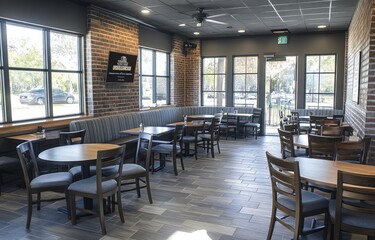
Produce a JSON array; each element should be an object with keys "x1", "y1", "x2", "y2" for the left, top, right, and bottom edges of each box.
[{"x1": 69, "y1": 106, "x2": 261, "y2": 158}]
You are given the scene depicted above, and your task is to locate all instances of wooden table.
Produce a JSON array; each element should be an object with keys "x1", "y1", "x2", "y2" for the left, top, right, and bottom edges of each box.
[
  {"x1": 225, "y1": 112, "x2": 253, "y2": 137},
  {"x1": 166, "y1": 121, "x2": 204, "y2": 128},
  {"x1": 8, "y1": 131, "x2": 60, "y2": 142},
  {"x1": 187, "y1": 114, "x2": 215, "y2": 121},
  {"x1": 121, "y1": 126, "x2": 174, "y2": 137},
  {"x1": 38, "y1": 143, "x2": 119, "y2": 209},
  {"x1": 293, "y1": 157, "x2": 375, "y2": 188}
]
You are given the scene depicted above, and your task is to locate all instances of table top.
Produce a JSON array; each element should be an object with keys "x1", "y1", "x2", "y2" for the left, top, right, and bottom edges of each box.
[
  {"x1": 293, "y1": 157, "x2": 375, "y2": 188},
  {"x1": 38, "y1": 143, "x2": 119, "y2": 165},
  {"x1": 8, "y1": 131, "x2": 60, "y2": 142},
  {"x1": 167, "y1": 121, "x2": 204, "y2": 128},
  {"x1": 121, "y1": 126, "x2": 174, "y2": 137},
  {"x1": 225, "y1": 112, "x2": 253, "y2": 117},
  {"x1": 187, "y1": 114, "x2": 215, "y2": 120}
]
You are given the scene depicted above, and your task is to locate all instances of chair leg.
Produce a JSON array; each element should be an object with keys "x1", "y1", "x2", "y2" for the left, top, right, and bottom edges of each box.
[
  {"x1": 69, "y1": 192, "x2": 77, "y2": 225},
  {"x1": 293, "y1": 215, "x2": 303, "y2": 240},
  {"x1": 172, "y1": 152, "x2": 178, "y2": 176},
  {"x1": 135, "y1": 178, "x2": 141, "y2": 198},
  {"x1": 37, "y1": 192, "x2": 41, "y2": 210},
  {"x1": 255, "y1": 127, "x2": 258, "y2": 139},
  {"x1": 180, "y1": 154, "x2": 184, "y2": 170},
  {"x1": 194, "y1": 141, "x2": 198, "y2": 160},
  {"x1": 211, "y1": 140, "x2": 215, "y2": 158},
  {"x1": 98, "y1": 197, "x2": 107, "y2": 235},
  {"x1": 145, "y1": 175, "x2": 153, "y2": 204},
  {"x1": 117, "y1": 191, "x2": 125, "y2": 223},
  {"x1": 65, "y1": 191, "x2": 71, "y2": 220},
  {"x1": 217, "y1": 139, "x2": 220, "y2": 154},
  {"x1": 267, "y1": 206, "x2": 276, "y2": 240},
  {"x1": 26, "y1": 193, "x2": 33, "y2": 229}
]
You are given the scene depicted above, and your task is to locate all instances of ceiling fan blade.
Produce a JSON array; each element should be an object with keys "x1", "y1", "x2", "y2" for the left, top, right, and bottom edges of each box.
[
  {"x1": 207, "y1": 13, "x2": 227, "y2": 19},
  {"x1": 206, "y1": 19, "x2": 228, "y2": 25}
]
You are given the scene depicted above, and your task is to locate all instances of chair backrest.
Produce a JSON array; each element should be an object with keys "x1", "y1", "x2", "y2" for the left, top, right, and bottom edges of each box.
[
  {"x1": 95, "y1": 145, "x2": 125, "y2": 193},
  {"x1": 283, "y1": 124, "x2": 299, "y2": 135},
  {"x1": 278, "y1": 128, "x2": 296, "y2": 158},
  {"x1": 252, "y1": 109, "x2": 262, "y2": 123},
  {"x1": 16, "y1": 141, "x2": 40, "y2": 191},
  {"x1": 309, "y1": 115, "x2": 327, "y2": 130},
  {"x1": 59, "y1": 129, "x2": 86, "y2": 145},
  {"x1": 321, "y1": 119, "x2": 340, "y2": 127},
  {"x1": 332, "y1": 114, "x2": 344, "y2": 122},
  {"x1": 321, "y1": 126, "x2": 344, "y2": 136},
  {"x1": 173, "y1": 124, "x2": 184, "y2": 151},
  {"x1": 266, "y1": 151, "x2": 301, "y2": 216},
  {"x1": 223, "y1": 113, "x2": 237, "y2": 125},
  {"x1": 135, "y1": 132, "x2": 153, "y2": 173},
  {"x1": 210, "y1": 115, "x2": 222, "y2": 139},
  {"x1": 290, "y1": 111, "x2": 299, "y2": 124},
  {"x1": 308, "y1": 134, "x2": 342, "y2": 160},
  {"x1": 334, "y1": 141, "x2": 365, "y2": 164},
  {"x1": 335, "y1": 171, "x2": 375, "y2": 235}
]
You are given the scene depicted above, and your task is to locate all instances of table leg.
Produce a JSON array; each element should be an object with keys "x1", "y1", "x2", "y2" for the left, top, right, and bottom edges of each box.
[{"x1": 81, "y1": 165, "x2": 93, "y2": 210}]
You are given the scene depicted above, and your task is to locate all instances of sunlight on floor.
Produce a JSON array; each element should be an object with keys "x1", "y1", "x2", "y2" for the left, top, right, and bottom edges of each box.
[{"x1": 167, "y1": 230, "x2": 212, "y2": 240}]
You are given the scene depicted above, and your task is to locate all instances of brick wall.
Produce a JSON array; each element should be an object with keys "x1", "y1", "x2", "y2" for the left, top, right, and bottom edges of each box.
[
  {"x1": 184, "y1": 39, "x2": 201, "y2": 106},
  {"x1": 86, "y1": 6, "x2": 139, "y2": 116},
  {"x1": 170, "y1": 35, "x2": 185, "y2": 106},
  {"x1": 346, "y1": 0, "x2": 374, "y2": 163}
]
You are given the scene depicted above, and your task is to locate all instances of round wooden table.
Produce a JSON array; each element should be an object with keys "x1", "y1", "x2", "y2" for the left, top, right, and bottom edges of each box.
[
  {"x1": 187, "y1": 114, "x2": 215, "y2": 121},
  {"x1": 38, "y1": 143, "x2": 119, "y2": 210}
]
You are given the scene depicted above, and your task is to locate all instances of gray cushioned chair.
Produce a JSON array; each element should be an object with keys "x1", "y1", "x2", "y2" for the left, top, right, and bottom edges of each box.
[
  {"x1": 266, "y1": 151, "x2": 329, "y2": 240},
  {"x1": 329, "y1": 170, "x2": 375, "y2": 239},
  {"x1": 16, "y1": 141, "x2": 73, "y2": 229},
  {"x1": 68, "y1": 145, "x2": 125, "y2": 235}
]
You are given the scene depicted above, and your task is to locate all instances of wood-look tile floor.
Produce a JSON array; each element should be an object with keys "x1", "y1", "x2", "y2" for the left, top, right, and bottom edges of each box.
[{"x1": 0, "y1": 136, "x2": 366, "y2": 240}]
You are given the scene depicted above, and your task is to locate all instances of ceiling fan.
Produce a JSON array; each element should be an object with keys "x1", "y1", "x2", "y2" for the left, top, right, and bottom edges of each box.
[{"x1": 192, "y1": 8, "x2": 227, "y2": 27}]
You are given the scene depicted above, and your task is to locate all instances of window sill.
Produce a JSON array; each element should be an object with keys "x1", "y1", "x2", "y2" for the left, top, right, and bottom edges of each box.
[
  {"x1": 0, "y1": 115, "x2": 93, "y2": 138},
  {"x1": 140, "y1": 105, "x2": 176, "y2": 111}
]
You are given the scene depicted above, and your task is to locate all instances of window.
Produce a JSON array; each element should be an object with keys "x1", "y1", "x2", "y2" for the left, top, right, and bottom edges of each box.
[
  {"x1": 202, "y1": 57, "x2": 226, "y2": 106},
  {"x1": 233, "y1": 56, "x2": 258, "y2": 107},
  {"x1": 1, "y1": 21, "x2": 83, "y2": 123},
  {"x1": 305, "y1": 55, "x2": 336, "y2": 109},
  {"x1": 139, "y1": 48, "x2": 170, "y2": 108}
]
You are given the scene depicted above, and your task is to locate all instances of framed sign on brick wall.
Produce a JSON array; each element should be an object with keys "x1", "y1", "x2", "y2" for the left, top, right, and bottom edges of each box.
[{"x1": 352, "y1": 51, "x2": 361, "y2": 104}]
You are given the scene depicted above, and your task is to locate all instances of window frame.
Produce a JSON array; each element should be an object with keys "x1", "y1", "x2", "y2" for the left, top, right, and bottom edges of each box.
[
  {"x1": 232, "y1": 55, "x2": 259, "y2": 107},
  {"x1": 139, "y1": 47, "x2": 170, "y2": 108},
  {"x1": 0, "y1": 19, "x2": 84, "y2": 123},
  {"x1": 201, "y1": 56, "x2": 227, "y2": 107},
  {"x1": 305, "y1": 54, "x2": 336, "y2": 109}
]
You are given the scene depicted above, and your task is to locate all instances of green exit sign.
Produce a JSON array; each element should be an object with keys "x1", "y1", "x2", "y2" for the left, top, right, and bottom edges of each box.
[{"x1": 278, "y1": 35, "x2": 288, "y2": 45}]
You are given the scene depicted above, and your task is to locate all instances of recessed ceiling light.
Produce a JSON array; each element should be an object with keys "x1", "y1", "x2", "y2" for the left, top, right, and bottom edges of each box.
[
  {"x1": 317, "y1": 25, "x2": 327, "y2": 29},
  {"x1": 238, "y1": 29, "x2": 245, "y2": 33},
  {"x1": 193, "y1": 32, "x2": 200, "y2": 35},
  {"x1": 179, "y1": 23, "x2": 186, "y2": 27},
  {"x1": 141, "y1": 9, "x2": 150, "y2": 14}
]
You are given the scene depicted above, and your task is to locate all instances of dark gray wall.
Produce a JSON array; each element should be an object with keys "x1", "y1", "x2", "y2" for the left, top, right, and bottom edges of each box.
[
  {"x1": 0, "y1": 0, "x2": 87, "y2": 34},
  {"x1": 139, "y1": 25, "x2": 172, "y2": 52},
  {"x1": 201, "y1": 32, "x2": 346, "y2": 111}
]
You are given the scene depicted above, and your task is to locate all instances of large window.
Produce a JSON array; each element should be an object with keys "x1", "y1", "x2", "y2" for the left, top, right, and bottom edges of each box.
[
  {"x1": 305, "y1": 55, "x2": 336, "y2": 109},
  {"x1": 233, "y1": 56, "x2": 258, "y2": 107},
  {"x1": 202, "y1": 57, "x2": 226, "y2": 106},
  {"x1": 139, "y1": 48, "x2": 170, "y2": 108},
  {"x1": 1, "y1": 21, "x2": 83, "y2": 122}
]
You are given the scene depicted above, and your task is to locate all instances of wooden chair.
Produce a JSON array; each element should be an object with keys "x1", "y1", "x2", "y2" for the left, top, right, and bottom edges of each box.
[
  {"x1": 321, "y1": 126, "x2": 344, "y2": 137},
  {"x1": 244, "y1": 108, "x2": 261, "y2": 139},
  {"x1": 220, "y1": 113, "x2": 237, "y2": 140},
  {"x1": 16, "y1": 141, "x2": 73, "y2": 229},
  {"x1": 290, "y1": 111, "x2": 309, "y2": 134},
  {"x1": 309, "y1": 115, "x2": 327, "y2": 134},
  {"x1": 68, "y1": 145, "x2": 125, "y2": 235},
  {"x1": 152, "y1": 125, "x2": 184, "y2": 176},
  {"x1": 266, "y1": 152, "x2": 329, "y2": 240},
  {"x1": 321, "y1": 119, "x2": 340, "y2": 127},
  {"x1": 278, "y1": 128, "x2": 296, "y2": 158},
  {"x1": 334, "y1": 141, "x2": 365, "y2": 164},
  {"x1": 283, "y1": 124, "x2": 299, "y2": 135},
  {"x1": 362, "y1": 137, "x2": 371, "y2": 165},
  {"x1": 198, "y1": 115, "x2": 222, "y2": 158},
  {"x1": 182, "y1": 125, "x2": 203, "y2": 160},
  {"x1": 329, "y1": 171, "x2": 375, "y2": 240},
  {"x1": 60, "y1": 130, "x2": 93, "y2": 181},
  {"x1": 121, "y1": 132, "x2": 153, "y2": 203},
  {"x1": 308, "y1": 134, "x2": 342, "y2": 160}
]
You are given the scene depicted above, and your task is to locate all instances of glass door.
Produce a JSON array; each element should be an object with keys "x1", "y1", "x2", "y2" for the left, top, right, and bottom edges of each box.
[{"x1": 265, "y1": 56, "x2": 297, "y2": 135}]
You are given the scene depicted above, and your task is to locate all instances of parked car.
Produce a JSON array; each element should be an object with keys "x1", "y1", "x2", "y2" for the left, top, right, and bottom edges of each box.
[{"x1": 19, "y1": 88, "x2": 75, "y2": 105}]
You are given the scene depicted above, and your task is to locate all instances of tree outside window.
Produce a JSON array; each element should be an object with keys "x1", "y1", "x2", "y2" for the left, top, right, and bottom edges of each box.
[{"x1": 202, "y1": 57, "x2": 226, "y2": 106}]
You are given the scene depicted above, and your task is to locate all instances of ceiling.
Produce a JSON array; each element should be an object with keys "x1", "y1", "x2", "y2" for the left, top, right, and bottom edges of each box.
[{"x1": 72, "y1": 0, "x2": 359, "y2": 38}]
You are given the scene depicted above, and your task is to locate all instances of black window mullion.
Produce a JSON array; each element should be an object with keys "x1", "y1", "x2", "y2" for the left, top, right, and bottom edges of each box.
[
  {"x1": 77, "y1": 35, "x2": 84, "y2": 115},
  {"x1": 45, "y1": 29, "x2": 53, "y2": 117},
  {"x1": 152, "y1": 50, "x2": 156, "y2": 104},
  {"x1": 1, "y1": 22, "x2": 11, "y2": 122}
]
